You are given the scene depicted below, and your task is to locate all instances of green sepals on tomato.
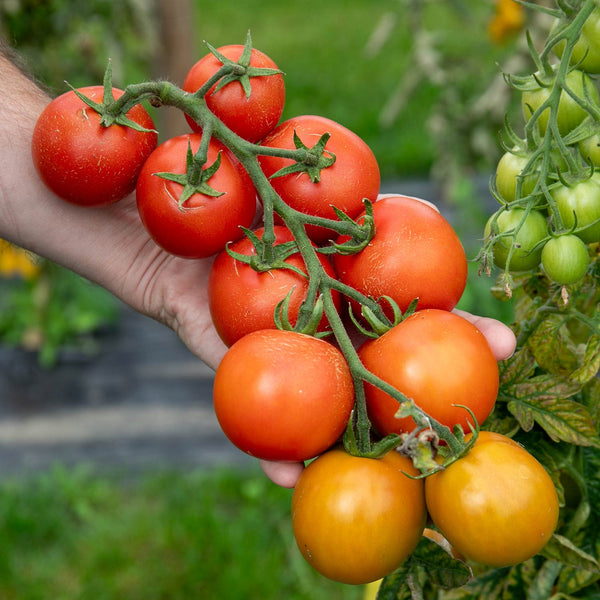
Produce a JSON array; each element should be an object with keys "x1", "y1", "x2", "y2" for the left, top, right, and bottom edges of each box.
[
  {"x1": 212, "y1": 329, "x2": 354, "y2": 462},
  {"x1": 425, "y1": 431, "x2": 559, "y2": 567},
  {"x1": 182, "y1": 39, "x2": 285, "y2": 143},
  {"x1": 258, "y1": 115, "x2": 381, "y2": 244},
  {"x1": 32, "y1": 85, "x2": 157, "y2": 207},
  {"x1": 358, "y1": 309, "x2": 499, "y2": 437},
  {"x1": 521, "y1": 68, "x2": 600, "y2": 136},
  {"x1": 291, "y1": 447, "x2": 426, "y2": 585},
  {"x1": 485, "y1": 207, "x2": 547, "y2": 272},
  {"x1": 542, "y1": 234, "x2": 590, "y2": 285},
  {"x1": 208, "y1": 225, "x2": 341, "y2": 346},
  {"x1": 334, "y1": 195, "x2": 467, "y2": 316},
  {"x1": 551, "y1": 173, "x2": 600, "y2": 243},
  {"x1": 136, "y1": 133, "x2": 256, "y2": 259}
]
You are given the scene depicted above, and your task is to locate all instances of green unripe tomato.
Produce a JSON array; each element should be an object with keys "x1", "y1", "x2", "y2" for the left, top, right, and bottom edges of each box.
[
  {"x1": 553, "y1": 8, "x2": 600, "y2": 74},
  {"x1": 551, "y1": 173, "x2": 600, "y2": 243},
  {"x1": 495, "y1": 151, "x2": 538, "y2": 203},
  {"x1": 521, "y1": 69, "x2": 600, "y2": 136},
  {"x1": 541, "y1": 235, "x2": 590, "y2": 285},
  {"x1": 578, "y1": 134, "x2": 600, "y2": 167},
  {"x1": 485, "y1": 208, "x2": 548, "y2": 272}
]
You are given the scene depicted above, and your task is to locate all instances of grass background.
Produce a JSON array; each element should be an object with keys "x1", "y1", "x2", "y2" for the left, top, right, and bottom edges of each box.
[{"x1": 0, "y1": 1, "x2": 521, "y2": 597}]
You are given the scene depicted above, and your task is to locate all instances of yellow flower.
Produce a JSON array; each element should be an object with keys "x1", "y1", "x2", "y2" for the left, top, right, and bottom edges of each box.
[
  {"x1": 489, "y1": 0, "x2": 525, "y2": 44},
  {"x1": 0, "y1": 238, "x2": 41, "y2": 279}
]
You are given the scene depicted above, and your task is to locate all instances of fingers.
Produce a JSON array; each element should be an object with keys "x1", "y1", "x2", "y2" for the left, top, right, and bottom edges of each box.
[
  {"x1": 260, "y1": 460, "x2": 305, "y2": 489},
  {"x1": 453, "y1": 308, "x2": 516, "y2": 361}
]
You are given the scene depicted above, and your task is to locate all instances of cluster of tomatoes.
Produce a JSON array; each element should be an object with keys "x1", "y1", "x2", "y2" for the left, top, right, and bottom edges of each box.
[
  {"x1": 486, "y1": 6, "x2": 600, "y2": 287},
  {"x1": 30, "y1": 37, "x2": 560, "y2": 587}
]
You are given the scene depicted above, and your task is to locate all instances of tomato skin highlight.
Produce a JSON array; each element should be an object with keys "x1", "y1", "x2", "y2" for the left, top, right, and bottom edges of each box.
[
  {"x1": 208, "y1": 226, "x2": 341, "y2": 346},
  {"x1": 136, "y1": 134, "x2": 256, "y2": 259},
  {"x1": 359, "y1": 309, "x2": 499, "y2": 436},
  {"x1": 213, "y1": 329, "x2": 354, "y2": 462},
  {"x1": 292, "y1": 448, "x2": 426, "y2": 585},
  {"x1": 334, "y1": 195, "x2": 467, "y2": 315},
  {"x1": 425, "y1": 431, "x2": 560, "y2": 568},
  {"x1": 183, "y1": 45, "x2": 285, "y2": 143},
  {"x1": 32, "y1": 86, "x2": 157, "y2": 207},
  {"x1": 258, "y1": 115, "x2": 381, "y2": 244}
]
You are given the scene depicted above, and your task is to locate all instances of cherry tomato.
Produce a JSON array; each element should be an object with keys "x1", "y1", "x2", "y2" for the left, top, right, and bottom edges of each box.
[
  {"x1": 521, "y1": 68, "x2": 600, "y2": 136},
  {"x1": 494, "y1": 150, "x2": 539, "y2": 203},
  {"x1": 359, "y1": 309, "x2": 499, "y2": 436},
  {"x1": 208, "y1": 226, "x2": 341, "y2": 346},
  {"x1": 552, "y1": 174, "x2": 600, "y2": 244},
  {"x1": 136, "y1": 133, "x2": 256, "y2": 258},
  {"x1": 541, "y1": 234, "x2": 590, "y2": 285},
  {"x1": 334, "y1": 195, "x2": 467, "y2": 316},
  {"x1": 212, "y1": 329, "x2": 354, "y2": 462},
  {"x1": 553, "y1": 8, "x2": 600, "y2": 74},
  {"x1": 425, "y1": 431, "x2": 560, "y2": 567},
  {"x1": 578, "y1": 134, "x2": 600, "y2": 167},
  {"x1": 32, "y1": 86, "x2": 157, "y2": 206},
  {"x1": 258, "y1": 115, "x2": 380, "y2": 244},
  {"x1": 182, "y1": 44, "x2": 285, "y2": 143},
  {"x1": 292, "y1": 447, "x2": 426, "y2": 585},
  {"x1": 485, "y1": 208, "x2": 547, "y2": 271}
]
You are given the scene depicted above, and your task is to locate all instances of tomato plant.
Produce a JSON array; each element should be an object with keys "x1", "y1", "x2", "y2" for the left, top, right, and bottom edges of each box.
[
  {"x1": 291, "y1": 447, "x2": 426, "y2": 585},
  {"x1": 541, "y1": 234, "x2": 590, "y2": 285},
  {"x1": 553, "y1": 6, "x2": 600, "y2": 73},
  {"x1": 212, "y1": 329, "x2": 354, "y2": 462},
  {"x1": 182, "y1": 42, "x2": 285, "y2": 143},
  {"x1": 32, "y1": 85, "x2": 157, "y2": 206},
  {"x1": 425, "y1": 431, "x2": 560, "y2": 568},
  {"x1": 494, "y1": 149, "x2": 538, "y2": 203},
  {"x1": 334, "y1": 195, "x2": 467, "y2": 316},
  {"x1": 258, "y1": 115, "x2": 380, "y2": 243},
  {"x1": 359, "y1": 309, "x2": 499, "y2": 437},
  {"x1": 208, "y1": 226, "x2": 340, "y2": 346},
  {"x1": 136, "y1": 133, "x2": 257, "y2": 258}
]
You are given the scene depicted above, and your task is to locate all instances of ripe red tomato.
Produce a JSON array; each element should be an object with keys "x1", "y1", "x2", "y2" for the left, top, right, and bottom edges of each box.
[
  {"x1": 334, "y1": 195, "x2": 467, "y2": 316},
  {"x1": 292, "y1": 447, "x2": 426, "y2": 585},
  {"x1": 425, "y1": 431, "x2": 560, "y2": 567},
  {"x1": 359, "y1": 309, "x2": 499, "y2": 436},
  {"x1": 208, "y1": 226, "x2": 341, "y2": 346},
  {"x1": 136, "y1": 133, "x2": 257, "y2": 258},
  {"x1": 258, "y1": 115, "x2": 381, "y2": 244},
  {"x1": 32, "y1": 86, "x2": 157, "y2": 207},
  {"x1": 182, "y1": 45, "x2": 285, "y2": 143},
  {"x1": 212, "y1": 329, "x2": 354, "y2": 462}
]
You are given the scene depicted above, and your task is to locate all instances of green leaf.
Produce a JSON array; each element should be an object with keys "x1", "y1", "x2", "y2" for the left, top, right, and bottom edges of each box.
[
  {"x1": 571, "y1": 335, "x2": 600, "y2": 384},
  {"x1": 528, "y1": 315, "x2": 580, "y2": 378},
  {"x1": 505, "y1": 376, "x2": 600, "y2": 446},
  {"x1": 541, "y1": 534, "x2": 600, "y2": 573},
  {"x1": 499, "y1": 346, "x2": 537, "y2": 387}
]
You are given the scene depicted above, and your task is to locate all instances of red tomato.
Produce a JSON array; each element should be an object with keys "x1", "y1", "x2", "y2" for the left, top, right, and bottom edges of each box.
[
  {"x1": 425, "y1": 431, "x2": 560, "y2": 567},
  {"x1": 258, "y1": 115, "x2": 381, "y2": 244},
  {"x1": 334, "y1": 195, "x2": 467, "y2": 316},
  {"x1": 208, "y1": 226, "x2": 341, "y2": 346},
  {"x1": 213, "y1": 329, "x2": 354, "y2": 462},
  {"x1": 136, "y1": 134, "x2": 256, "y2": 258},
  {"x1": 32, "y1": 86, "x2": 157, "y2": 206},
  {"x1": 292, "y1": 447, "x2": 426, "y2": 585},
  {"x1": 358, "y1": 309, "x2": 499, "y2": 436},
  {"x1": 182, "y1": 45, "x2": 285, "y2": 143}
]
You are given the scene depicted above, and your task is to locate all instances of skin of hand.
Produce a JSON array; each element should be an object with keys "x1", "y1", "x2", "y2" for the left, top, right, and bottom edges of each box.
[{"x1": 0, "y1": 49, "x2": 517, "y2": 490}]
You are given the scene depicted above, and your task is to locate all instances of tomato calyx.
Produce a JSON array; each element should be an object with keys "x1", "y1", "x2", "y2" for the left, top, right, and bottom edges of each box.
[
  {"x1": 274, "y1": 292, "x2": 331, "y2": 338},
  {"x1": 153, "y1": 139, "x2": 226, "y2": 208},
  {"x1": 267, "y1": 131, "x2": 336, "y2": 183},
  {"x1": 69, "y1": 61, "x2": 157, "y2": 134},
  {"x1": 202, "y1": 32, "x2": 284, "y2": 100}
]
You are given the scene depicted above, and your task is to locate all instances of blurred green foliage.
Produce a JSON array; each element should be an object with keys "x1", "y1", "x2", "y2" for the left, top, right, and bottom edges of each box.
[{"x1": 0, "y1": 465, "x2": 361, "y2": 599}]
